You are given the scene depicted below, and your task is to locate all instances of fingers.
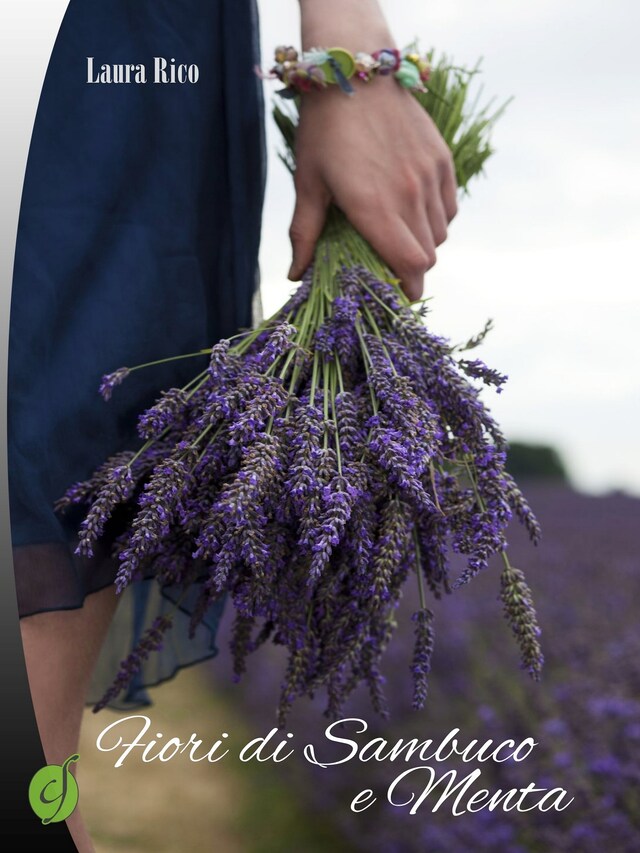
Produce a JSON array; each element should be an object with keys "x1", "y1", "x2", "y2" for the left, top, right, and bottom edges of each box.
[
  {"x1": 288, "y1": 179, "x2": 332, "y2": 281},
  {"x1": 289, "y1": 141, "x2": 458, "y2": 298},
  {"x1": 393, "y1": 160, "x2": 455, "y2": 298},
  {"x1": 344, "y1": 203, "x2": 432, "y2": 301},
  {"x1": 439, "y1": 152, "x2": 459, "y2": 223},
  {"x1": 426, "y1": 194, "x2": 449, "y2": 248},
  {"x1": 403, "y1": 209, "x2": 436, "y2": 280},
  {"x1": 420, "y1": 157, "x2": 452, "y2": 248}
]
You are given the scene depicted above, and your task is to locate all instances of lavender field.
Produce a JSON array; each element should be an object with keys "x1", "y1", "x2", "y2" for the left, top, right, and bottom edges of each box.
[{"x1": 210, "y1": 484, "x2": 640, "y2": 852}]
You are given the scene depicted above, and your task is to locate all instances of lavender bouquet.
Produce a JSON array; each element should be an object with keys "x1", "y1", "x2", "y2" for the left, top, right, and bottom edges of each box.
[{"x1": 56, "y1": 54, "x2": 543, "y2": 723}]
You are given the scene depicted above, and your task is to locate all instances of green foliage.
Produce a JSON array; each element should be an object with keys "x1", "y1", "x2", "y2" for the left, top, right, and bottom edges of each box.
[
  {"x1": 413, "y1": 53, "x2": 511, "y2": 192},
  {"x1": 506, "y1": 442, "x2": 570, "y2": 482}
]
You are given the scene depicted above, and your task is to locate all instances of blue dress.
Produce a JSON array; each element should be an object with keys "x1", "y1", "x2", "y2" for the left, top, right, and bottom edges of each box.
[{"x1": 8, "y1": 0, "x2": 266, "y2": 707}]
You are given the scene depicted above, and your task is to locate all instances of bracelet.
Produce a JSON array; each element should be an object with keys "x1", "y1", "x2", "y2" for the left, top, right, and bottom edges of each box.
[{"x1": 262, "y1": 44, "x2": 431, "y2": 97}]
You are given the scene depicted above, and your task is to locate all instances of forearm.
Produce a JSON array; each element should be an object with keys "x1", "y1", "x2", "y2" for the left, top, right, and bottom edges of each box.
[{"x1": 297, "y1": 0, "x2": 395, "y2": 51}]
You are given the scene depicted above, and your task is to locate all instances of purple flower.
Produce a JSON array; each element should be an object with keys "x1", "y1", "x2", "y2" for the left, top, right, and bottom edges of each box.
[
  {"x1": 75, "y1": 464, "x2": 135, "y2": 557},
  {"x1": 67, "y1": 243, "x2": 542, "y2": 727},
  {"x1": 115, "y1": 453, "x2": 195, "y2": 591},
  {"x1": 99, "y1": 366, "x2": 131, "y2": 400},
  {"x1": 137, "y1": 387, "x2": 188, "y2": 439},
  {"x1": 93, "y1": 616, "x2": 173, "y2": 711},
  {"x1": 410, "y1": 608, "x2": 435, "y2": 709}
]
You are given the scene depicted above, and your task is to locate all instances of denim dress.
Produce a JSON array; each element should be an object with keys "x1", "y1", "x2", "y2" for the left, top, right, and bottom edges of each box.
[{"x1": 8, "y1": 0, "x2": 266, "y2": 707}]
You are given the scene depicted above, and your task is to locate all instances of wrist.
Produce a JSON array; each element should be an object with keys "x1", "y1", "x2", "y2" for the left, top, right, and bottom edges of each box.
[{"x1": 299, "y1": 0, "x2": 395, "y2": 52}]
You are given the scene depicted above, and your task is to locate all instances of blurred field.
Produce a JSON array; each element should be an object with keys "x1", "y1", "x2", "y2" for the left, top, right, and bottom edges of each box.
[
  {"x1": 80, "y1": 668, "x2": 241, "y2": 853},
  {"x1": 79, "y1": 665, "x2": 347, "y2": 853}
]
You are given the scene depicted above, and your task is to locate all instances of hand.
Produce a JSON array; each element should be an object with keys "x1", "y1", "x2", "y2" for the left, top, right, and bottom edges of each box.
[{"x1": 288, "y1": 78, "x2": 458, "y2": 300}]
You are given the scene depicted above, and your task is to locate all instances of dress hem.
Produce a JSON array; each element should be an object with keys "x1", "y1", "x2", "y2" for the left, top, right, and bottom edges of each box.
[{"x1": 85, "y1": 644, "x2": 221, "y2": 711}]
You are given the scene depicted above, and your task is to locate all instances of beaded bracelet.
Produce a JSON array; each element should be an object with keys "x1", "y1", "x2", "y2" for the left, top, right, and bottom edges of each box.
[{"x1": 262, "y1": 44, "x2": 431, "y2": 97}]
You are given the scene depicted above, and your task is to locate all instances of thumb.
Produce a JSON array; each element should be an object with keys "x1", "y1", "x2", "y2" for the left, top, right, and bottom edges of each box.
[{"x1": 288, "y1": 185, "x2": 331, "y2": 281}]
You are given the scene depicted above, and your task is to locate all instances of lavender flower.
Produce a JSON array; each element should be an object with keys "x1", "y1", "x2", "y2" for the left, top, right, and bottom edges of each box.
[
  {"x1": 136, "y1": 388, "x2": 188, "y2": 439},
  {"x1": 459, "y1": 357, "x2": 509, "y2": 392},
  {"x1": 115, "y1": 454, "x2": 195, "y2": 591},
  {"x1": 63, "y1": 204, "x2": 542, "y2": 724},
  {"x1": 99, "y1": 366, "x2": 131, "y2": 400},
  {"x1": 75, "y1": 464, "x2": 135, "y2": 557},
  {"x1": 499, "y1": 561, "x2": 544, "y2": 679},
  {"x1": 410, "y1": 607, "x2": 435, "y2": 709},
  {"x1": 54, "y1": 450, "x2": 136, "y2": 513},
  {"x1": 251, "y1": 322, "x2": 297, "y2": 372},
  {"x1": 92, "y1": 615, "x2": 173, "y2": 711}
]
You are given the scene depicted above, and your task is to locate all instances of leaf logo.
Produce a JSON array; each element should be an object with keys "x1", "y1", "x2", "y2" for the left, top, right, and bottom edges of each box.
[{"x1": 28, "y1": 754, "x2": 80, "y2": 824}]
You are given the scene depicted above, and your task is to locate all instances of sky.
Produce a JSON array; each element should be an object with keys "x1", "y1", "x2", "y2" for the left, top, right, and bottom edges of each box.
[{"x1": 256, "y1": 0, "x2": 640, "y2": 495}]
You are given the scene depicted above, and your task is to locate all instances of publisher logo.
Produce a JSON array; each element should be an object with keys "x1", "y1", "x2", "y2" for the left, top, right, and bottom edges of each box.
[{"x1": 28, "y1": 754, "x2": 80, "y2": 824}]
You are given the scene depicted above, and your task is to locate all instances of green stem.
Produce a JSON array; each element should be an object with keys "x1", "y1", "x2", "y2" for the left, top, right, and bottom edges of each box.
[
  {"x1": 355, "y1": 321, "x2": 378, "y2": 415},
  {"x1": 124, "y1": 349, "x2": 212, "y2": 373},
  {"x1": 335, "y1": 355, "x2": 345, "y2": 396},
  {"x1": 309, "y1": 351, "x2": 320, "y2": 408},
  {"x1": 322, "y1": 360, "x2": 329, "y2": 451},
  {"x1": 330, "y1": 362, "x2": 342, "y2": 475}
]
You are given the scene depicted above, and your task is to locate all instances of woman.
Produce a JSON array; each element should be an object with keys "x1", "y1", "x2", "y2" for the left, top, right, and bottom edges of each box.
[{"x1": 9, "y1": 0, "x2": 457, "y2": 848}]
